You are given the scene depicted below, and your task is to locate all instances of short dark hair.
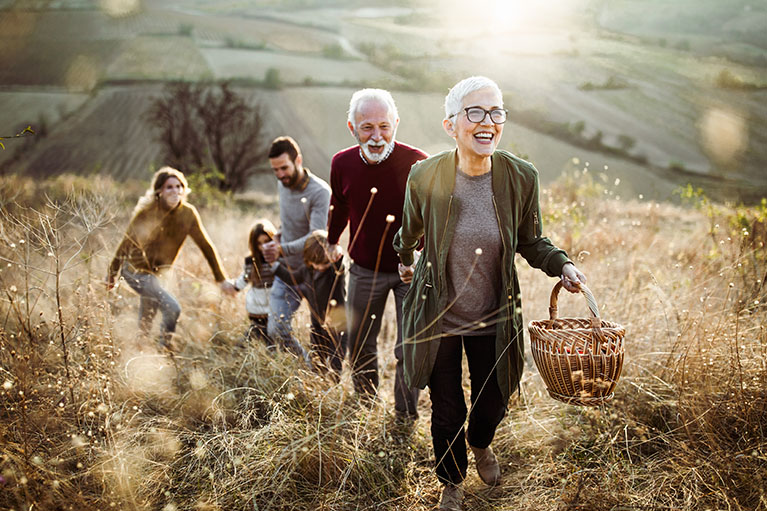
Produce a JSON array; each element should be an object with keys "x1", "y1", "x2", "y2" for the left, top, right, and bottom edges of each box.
[
  {"x1": 303, "y1": 230, "x2": 330, "y2": 267},
  {"x1": 268, "y1": 136, "x2": 301, "y2": 162}
]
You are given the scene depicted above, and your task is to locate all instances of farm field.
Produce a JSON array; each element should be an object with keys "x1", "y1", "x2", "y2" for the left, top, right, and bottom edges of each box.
[
  {"x1": 105, "y1": 36, "x2": 212, "y2": 81},
  {"x1": 200, "y1": 48, "x2": 399, "y2": 85},
  {"x1": 0, "y1": 0, "x2": 766, "y2": 201}
]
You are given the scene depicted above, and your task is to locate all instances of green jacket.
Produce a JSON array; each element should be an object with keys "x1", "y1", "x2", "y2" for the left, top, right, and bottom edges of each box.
[{"x1": 393, "y1": 149, "x2": 570, "y2": 404}]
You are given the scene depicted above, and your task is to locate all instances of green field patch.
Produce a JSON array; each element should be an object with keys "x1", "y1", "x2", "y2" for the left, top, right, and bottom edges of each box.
[
  {"x1": 199, "y1": 48, "x2": 400, "y2": 85},
  {"x1": 105, "y1": 36, "x2": 212, "y2": 81}
]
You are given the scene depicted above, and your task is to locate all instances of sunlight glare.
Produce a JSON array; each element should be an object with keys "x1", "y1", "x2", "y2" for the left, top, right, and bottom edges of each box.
[
  {"x1": 699, "y1": 107, "x2": 748, "y2": 166},
  {"x1": 100, "y1": 0, "x2": 141, "y2": 18}
]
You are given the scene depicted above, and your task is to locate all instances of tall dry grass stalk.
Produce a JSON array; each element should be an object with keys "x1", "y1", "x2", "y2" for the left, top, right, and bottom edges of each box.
[{"x1": 1, "y1": 172, "x2": 765, "y2": 510}]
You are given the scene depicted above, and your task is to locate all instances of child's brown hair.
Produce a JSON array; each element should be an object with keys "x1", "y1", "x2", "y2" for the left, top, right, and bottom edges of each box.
[
  {"x1": 303, "y1": 230, "x2": 330, "y2": 267},
  {"x1": 248, "y1": 219, "x2": 276, "y2": 266}
]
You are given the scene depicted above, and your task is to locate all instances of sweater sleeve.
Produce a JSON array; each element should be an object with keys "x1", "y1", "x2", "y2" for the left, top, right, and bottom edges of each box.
[
  {"x1": 273, "y1": 261, "x2": 307, "y2": 285},
  {"x1": 393, "y1": 172, "x2": 424, "y2": 266},
  {"x1": 281, "y1": 183, "x2": 331, "y2": 258},
  {"x1": 107, "y1": 215, "x2": 140, "y2": 281},
  {"x1": 516, "y1": 170, "x2": 570, "y2": 277},
  {"x1": 187, "y1": 205, "x2": 228, "y2": 282},
  {"x1": 327, "y1": 157, "x2": 349, "y2": 245}
]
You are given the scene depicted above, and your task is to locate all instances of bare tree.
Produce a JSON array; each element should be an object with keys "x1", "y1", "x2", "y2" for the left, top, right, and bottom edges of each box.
[{"x1": 146, "y1": 82, "x2": 268, "y2": 192}]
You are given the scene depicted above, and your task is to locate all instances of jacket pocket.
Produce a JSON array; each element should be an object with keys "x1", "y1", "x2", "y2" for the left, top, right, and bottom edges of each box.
[{"x1": 402, "y1": 263, "x2": 437, "y2": 388}]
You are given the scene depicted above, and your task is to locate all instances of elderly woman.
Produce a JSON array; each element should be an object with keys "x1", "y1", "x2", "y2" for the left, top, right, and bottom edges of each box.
[
  {"x1": 393, "y1": 76, "x2": 585, "y2": 510},
  {"x1": 107, "y1": 167, "x2": 235, "y2": 349}
]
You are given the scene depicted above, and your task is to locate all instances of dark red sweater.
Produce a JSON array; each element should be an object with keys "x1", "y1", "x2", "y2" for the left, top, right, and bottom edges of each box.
[{"x1": 328, "y1": 142, "x2": 427, "y2": 273}]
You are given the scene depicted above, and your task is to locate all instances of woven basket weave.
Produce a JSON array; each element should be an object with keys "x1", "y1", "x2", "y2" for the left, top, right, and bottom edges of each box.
[{"x1": 528, "y1": 282, "x2": 625, "y2": 406}]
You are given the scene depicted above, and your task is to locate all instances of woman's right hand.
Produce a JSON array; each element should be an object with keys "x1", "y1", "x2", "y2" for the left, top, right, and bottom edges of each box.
[
  {"x1": 398, "y1": 263, "x2": 414, "y2": 284},
  {"x1": 398, "y1": 250, "x2": 421, "y2": 283}
]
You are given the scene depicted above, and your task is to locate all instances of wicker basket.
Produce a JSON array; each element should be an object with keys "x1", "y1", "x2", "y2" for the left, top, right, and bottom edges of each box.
[{"x1": 528, "y1": 281, "x2": 625, "y2": 406}]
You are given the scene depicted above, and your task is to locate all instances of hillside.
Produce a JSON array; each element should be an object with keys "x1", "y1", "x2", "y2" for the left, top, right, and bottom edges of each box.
[{"x1": 0, "y1": 0, "x2": 766, "y2": 203}]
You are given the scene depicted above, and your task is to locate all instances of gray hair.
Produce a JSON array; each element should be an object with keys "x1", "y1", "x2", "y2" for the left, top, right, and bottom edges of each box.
[
  {"x1": 347, "y1": 88, "x2": 399, "y2": 128},
  {"x1": 444, "y1": 76, "x2": 503, "y2": 120}
]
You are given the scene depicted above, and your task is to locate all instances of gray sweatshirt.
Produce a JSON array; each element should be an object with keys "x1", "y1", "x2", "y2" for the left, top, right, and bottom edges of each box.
[{"x1": 278, "y1": 168, "x2": 331, "y2": 272}]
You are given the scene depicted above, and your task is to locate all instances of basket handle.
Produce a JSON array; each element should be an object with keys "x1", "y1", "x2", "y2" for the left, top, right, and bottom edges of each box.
[
  {"x1": 548, "y1": 281, "x2": 606, "y2": 352},
  {"x1": 548, "y1": 281, "x2": 599, "y2": 320}
]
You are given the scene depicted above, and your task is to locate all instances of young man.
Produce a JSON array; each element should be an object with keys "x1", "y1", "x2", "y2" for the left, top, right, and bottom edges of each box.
[
  {"x1": 263, "y1": 136, "x2": 331, "y2": 362},
  {"x1": 327, "y1": 89, "x2": 427, "y2": 418}
]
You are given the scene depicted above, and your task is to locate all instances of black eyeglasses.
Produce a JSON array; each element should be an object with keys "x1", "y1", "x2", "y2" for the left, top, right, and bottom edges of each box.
[{"x1": 452, "y1": 107, "x2": 508, "y2": 124}]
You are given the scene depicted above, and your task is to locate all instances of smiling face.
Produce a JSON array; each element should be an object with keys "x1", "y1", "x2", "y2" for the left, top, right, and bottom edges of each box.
[
  {"x1": 349, "y1": 99, "x2": 399, "y2": 164},
  {"x1": 158, "y1": 176, "x2": 184, "y2": 210},
  {"x1": 444, "y1": 86, "x2": 504, "y2": 161},
  {"x1": 269, "y1": 152, "x2": 303, "y2": 189}
]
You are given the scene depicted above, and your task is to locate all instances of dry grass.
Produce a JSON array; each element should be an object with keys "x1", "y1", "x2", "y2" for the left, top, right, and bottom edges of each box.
[{"x1": 1, "y1": 172, "x2": 765, "y2": 510}]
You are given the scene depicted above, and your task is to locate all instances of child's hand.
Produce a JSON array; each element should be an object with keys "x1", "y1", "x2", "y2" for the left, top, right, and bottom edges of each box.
[{"x1": 328, "y1": 244, "x2": 343, "y2": 262}]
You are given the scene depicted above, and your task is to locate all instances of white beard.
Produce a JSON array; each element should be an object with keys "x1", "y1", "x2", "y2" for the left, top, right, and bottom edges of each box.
[{"x1": 360, "y1": 139, "x2": 393, "y2": 163}]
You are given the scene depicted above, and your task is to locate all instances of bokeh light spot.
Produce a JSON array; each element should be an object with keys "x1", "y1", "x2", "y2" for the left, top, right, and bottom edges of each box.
[{"x1": 700, "y1": 107, "x2": 748, "y2": 166}]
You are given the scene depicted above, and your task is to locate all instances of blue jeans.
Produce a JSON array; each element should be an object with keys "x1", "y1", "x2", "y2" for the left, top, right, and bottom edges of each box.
[
  {"x1": 347, "y1": 263, "x2": 419, "y2": 416},
  {"x1": 267, "y1": 276, "x2": 310, "y2": 361},
  {"x1": 121, "y1": 268, "x2": 181, "y2": 340}
]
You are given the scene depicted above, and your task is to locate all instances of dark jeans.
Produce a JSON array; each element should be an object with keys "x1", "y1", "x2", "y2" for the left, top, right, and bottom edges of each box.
[
  {"x1": 246, "y1": 314, "x2": 272, "y2": 347},
  {"x1": 347, "y1": 263, "x2": 419, "y2": 416},
  {"x1": 309, "y1": 322, "x2": 346, "y2": 380},
  {"x1": 429, "y1": 334, "x2": 506, "y2": 485}
]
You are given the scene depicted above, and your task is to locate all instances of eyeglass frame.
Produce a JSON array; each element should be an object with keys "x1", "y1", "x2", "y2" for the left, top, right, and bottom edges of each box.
[{"x1": 449, "y1": 106, "x2": 508, "y2": 125}]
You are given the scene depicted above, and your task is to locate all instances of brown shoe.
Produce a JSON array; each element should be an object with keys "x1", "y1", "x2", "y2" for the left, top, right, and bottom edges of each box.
[
  {"x1": 470, "y1": 444, "x2": 501, "y2": 486},
  {"x1": 439, "y1": 483, "x2": 464, "y2": 511}
]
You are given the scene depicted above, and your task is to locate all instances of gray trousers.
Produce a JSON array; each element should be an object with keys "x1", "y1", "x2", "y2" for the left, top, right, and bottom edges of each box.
[
  {"x1": 347, "y1": 263, "x2": 419, "y2": 416},
  {"x1": 121, "y1": 268, "x2": 181, "y2": 340}
]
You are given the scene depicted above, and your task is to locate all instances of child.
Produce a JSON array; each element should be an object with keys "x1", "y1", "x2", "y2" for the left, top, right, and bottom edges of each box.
[
  {"x1": 272, "y1": 230, "x2": 347, "y2": 378},
  {"x1": 231, "y1": 220, "x2": 277, "y2": 347}
]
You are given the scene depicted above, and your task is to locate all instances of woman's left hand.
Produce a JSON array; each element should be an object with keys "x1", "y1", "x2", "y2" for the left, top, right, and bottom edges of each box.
[
  {"x1": 219, "y1": 280, "x2": 237, "y2": 296},
  {"x1": 560, "y1": 262, "x2": 586, "y2": 293}
]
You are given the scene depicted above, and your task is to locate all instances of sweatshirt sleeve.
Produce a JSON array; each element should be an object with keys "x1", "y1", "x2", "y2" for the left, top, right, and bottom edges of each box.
[
  {"x1": 107, "y1": 215, "x2": 139, "y2": 281},
  {"x1": 281, "y1": 182, "x2": 331, "y2": 258},
  {"x1": 327, "y1": 157, "x2": 349, "y2": 246},
  {"x1": 187, "y1": 205, "x2": 228, "y2": 282},
  {"x1": 515, "y1": 170, "x2": 570, "y2": 277}
]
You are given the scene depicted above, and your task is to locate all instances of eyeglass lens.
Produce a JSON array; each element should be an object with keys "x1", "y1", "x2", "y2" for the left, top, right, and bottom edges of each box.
[{"x1": 466, "y1": 107, "x2": 506, "y2": 124}]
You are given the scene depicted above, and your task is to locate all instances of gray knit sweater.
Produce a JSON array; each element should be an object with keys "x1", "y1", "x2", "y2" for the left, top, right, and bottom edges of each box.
[{"x1": 278, "y1": 169, "x2": 331, "y2": 272}]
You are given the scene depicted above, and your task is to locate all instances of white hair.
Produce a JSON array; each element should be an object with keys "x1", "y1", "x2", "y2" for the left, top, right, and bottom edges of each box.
[
  {"x1": 444, "y1": 76, "x2": 503, "y2": 120},
  {"x1": 347, "y1": 88, "x2": 399, "y2": 128}
]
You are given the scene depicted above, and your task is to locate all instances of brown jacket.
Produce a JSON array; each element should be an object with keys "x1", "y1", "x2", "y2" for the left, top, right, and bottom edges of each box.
[{"x1": 108, "y1": 202, "x2": 227, "y2": 282}]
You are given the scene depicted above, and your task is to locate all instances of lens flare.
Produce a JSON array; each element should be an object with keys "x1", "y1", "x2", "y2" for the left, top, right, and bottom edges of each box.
[
  {"x1": 699, "y1": 107, "x2": 748, "y2": 166},
  {"x1": 100, "y1": 0, "x2": 141, "y2": 17},
  {"x1": 65, "y1": 55, "x2": 99, "y2": 92}
]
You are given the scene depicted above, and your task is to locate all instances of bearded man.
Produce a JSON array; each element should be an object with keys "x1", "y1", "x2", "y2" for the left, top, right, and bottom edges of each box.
[{"x1": 327, "y1": 89, "x2": 427, "y2": 419}]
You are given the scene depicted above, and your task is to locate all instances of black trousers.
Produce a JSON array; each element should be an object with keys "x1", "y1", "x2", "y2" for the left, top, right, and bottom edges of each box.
[{"x1": 429, "y1": 334, "x2": 506, "y2": 485}]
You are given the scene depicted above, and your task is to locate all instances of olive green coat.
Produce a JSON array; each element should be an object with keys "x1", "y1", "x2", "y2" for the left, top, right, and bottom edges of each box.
[{"x1": 393, "y1": 149, "x2": 570, "y2": 404}]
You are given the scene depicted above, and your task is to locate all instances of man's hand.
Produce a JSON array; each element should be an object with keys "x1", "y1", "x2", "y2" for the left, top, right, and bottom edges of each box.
[
  {"x1": 262, "y1": 240, "x2": 281, "y2": 264},
  {"x1": 560, "y1": 262, "x2": 587, "y2": 293},
  {"x1": 219, "y1": 280, "x2": 237, "y2": 296},
  {"x1": 328, "y1": 244, "x2": 344, "y2": 262}
]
